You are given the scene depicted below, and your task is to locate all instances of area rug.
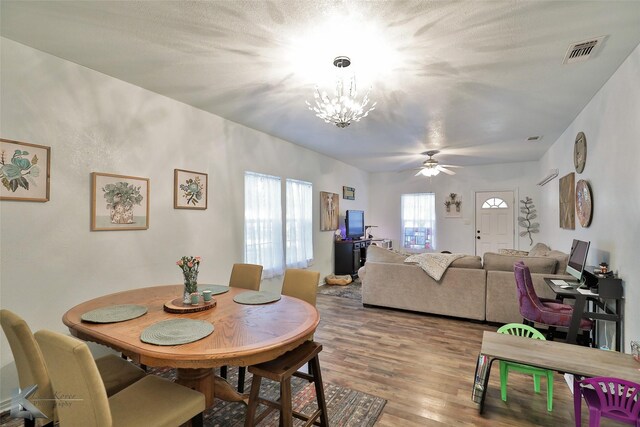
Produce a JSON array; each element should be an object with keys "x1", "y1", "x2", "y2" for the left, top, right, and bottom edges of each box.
[
  {"x1": 317, "y1": 278, "x2": 362, "y2": 301},
  {"x1": 0, "y1": 366, "x2": 385, "y2": 427}
]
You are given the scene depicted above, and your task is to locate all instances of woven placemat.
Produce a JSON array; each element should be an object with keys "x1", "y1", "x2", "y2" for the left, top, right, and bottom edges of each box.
[
  {"x1": 233, "y1": 291, "x2": 281, "y2": 305},
  {"x1": 200, "y1": 284, "x2": 230, "y2": 295},
  {"x1": 140, "y1": 319, "x2": 214, "y2": 346},
  {"x1": 81, "y1": 304, "x2": 148, "y2": 323}
]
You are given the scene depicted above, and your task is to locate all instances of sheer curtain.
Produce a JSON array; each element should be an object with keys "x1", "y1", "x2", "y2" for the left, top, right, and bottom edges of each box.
[
  {"x1": 244, "y1": 172, "x2": 283, "y2": 279},
  {"x1": 401, "y1": 193, "x2": 436, "y2": 251},
  {"x1": 286, "y1": 179, "x2": 313, "y2": 268}
]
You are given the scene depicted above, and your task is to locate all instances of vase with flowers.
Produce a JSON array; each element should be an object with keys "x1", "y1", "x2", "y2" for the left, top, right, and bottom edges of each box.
[{"x1": 177, "y1": 256, "x2": 200, "y2": 304}]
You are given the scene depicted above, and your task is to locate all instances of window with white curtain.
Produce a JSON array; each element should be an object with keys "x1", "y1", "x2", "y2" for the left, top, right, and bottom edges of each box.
[
  {"x1": 244, "y1": 172, "x2": 283, "y2": 279},
  {"x1": 285, "y1": 179, "x2": 313, "y2": 268},
  {"x1": 401, "y1": 193, "x2": 436, "y2": 251}
]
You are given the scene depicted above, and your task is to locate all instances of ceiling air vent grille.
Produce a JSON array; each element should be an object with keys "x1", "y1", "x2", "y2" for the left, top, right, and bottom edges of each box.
[{"x1": 563, "y1": 36, "x2": 606, "y2": 64}]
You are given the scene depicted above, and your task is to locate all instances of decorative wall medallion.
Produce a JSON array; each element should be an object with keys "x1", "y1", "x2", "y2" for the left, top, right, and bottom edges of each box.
[
  {"x1": 574, "y1": 132, "x2": 587, "y2": 173},
  {"x1": 575, "y1": 179, "x2": 592, "y2": 227}
]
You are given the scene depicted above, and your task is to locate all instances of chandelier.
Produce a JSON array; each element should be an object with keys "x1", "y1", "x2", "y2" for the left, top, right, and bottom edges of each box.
[{"x1": 305, "y1": 56, "x2": 376, "y2": 128}]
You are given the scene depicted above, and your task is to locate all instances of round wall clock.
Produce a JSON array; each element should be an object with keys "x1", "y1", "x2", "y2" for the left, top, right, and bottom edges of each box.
[
  {"x1": 574, "y1": 132, "x2": 587, "y2": 173},
  {"x1": 575, "y1": 179, "x2": 592, "y2": 227}
]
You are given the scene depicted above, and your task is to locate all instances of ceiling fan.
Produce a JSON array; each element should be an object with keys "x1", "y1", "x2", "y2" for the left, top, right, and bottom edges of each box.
[{"x1": 414, "y1": 150, "x2": 461, "y2": 177}]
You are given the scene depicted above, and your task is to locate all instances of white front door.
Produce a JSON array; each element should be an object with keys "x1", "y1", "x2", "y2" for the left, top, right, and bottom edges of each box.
[{"x1": 475, "y1": 191, "x2": 514, "y2": 257}]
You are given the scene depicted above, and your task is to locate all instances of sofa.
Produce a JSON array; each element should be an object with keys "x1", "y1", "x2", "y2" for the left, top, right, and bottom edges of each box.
[{"x1": 360, "y1": 244, "x2": 571, "y2": 324}]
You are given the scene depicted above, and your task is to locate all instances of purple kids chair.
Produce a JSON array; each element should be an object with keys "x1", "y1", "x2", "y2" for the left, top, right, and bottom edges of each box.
[{"x1": 573, "y1": 376, "x2": 640, "y2": 426}]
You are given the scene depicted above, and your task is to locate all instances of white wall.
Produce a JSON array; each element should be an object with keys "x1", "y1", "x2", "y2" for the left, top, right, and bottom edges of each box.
[
  {"x1": 369, "y1": 162, "x2": 540, "y2": 254},
  {"x1": 0, "y1": 38, "x2": 369, "y2": 403},
  {"x1": 538, "y1": 43, "x2": 640, "y2": 350}
]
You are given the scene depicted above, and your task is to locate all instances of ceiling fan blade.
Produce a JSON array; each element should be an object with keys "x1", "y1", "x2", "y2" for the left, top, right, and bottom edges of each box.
[
  {"x1": 437, "y1": 166, "x2": 456, "y2": 175},
  {"x1": 414, "y1": 169, "x2": 426, "y2": 176},
  {"x1": 439, "y1": 164, "x2": 463, "y2": 168}
]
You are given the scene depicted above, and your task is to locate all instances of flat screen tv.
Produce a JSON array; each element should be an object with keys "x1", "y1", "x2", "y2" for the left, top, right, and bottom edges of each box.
[
  {"x1": 346, "y1": 210, "x2": 364, "y2": 239},
  {"x1": 566, "y1": 239, "x2": 590, "y2": 283}
]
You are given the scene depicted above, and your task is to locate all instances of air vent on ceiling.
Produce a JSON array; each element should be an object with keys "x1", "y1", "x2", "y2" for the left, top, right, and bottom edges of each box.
[
  {"x1": 563, "y1": 36, "x2": 606, "y2": 64},
  {"x1": 527, "y1": 136, "x2": 542, "y2": 142}
]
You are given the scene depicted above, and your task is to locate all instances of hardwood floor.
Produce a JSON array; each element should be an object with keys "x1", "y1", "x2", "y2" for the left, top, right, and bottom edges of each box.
[{"x1": 314, "y1": 294, "x2": 618, "y2": 426}]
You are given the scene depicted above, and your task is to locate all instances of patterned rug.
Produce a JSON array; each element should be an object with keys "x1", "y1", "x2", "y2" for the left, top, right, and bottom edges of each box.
[
  {"x1": 1, "y1": 366, "x2": 385, "y2": 427},
  {"x1": 317, "y1": 278, "x2": 362, "y2": 301}
]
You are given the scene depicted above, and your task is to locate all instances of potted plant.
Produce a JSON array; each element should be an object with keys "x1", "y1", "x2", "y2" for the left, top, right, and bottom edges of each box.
[{"x1": 102, "y1": 181, "x2": 143, "y2": 224}]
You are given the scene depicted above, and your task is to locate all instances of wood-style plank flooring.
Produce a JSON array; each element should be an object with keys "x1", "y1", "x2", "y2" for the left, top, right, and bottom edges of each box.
[{"x1": 314, "y1": 294, "x2": 620, "y2": 426}]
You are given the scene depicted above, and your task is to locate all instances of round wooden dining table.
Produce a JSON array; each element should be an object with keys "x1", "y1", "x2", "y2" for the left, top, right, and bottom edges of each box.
[{"x1": 62, "y1": 285, "x2": 320, "y2": 406}]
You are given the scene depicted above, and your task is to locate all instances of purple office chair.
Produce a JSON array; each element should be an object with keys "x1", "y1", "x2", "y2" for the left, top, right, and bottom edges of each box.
[
  {"x1": 573, "y1": 376, "x2": 640, "y2": 426},
  {"x1": 514, "y1": 261, "x2": 592, "y2": 334}
]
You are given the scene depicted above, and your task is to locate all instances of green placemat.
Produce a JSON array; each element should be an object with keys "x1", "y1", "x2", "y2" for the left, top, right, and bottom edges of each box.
[
  {"x1": 140, "y1": 319, "x2": 214, "y2": 346},
  {"x1": 233, "y1": 291, "x2": 281, "y2": 305},
  {"x1": 81, "y1": 304, "x2": 147, "y2": 323},
  {"x1": 199, "y1": 284, "x2": 230, "y2": 295}
]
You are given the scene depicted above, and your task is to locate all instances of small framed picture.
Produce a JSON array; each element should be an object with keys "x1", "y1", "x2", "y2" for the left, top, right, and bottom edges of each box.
[
  {"x1": 91, "y1": 172, "x2": 149, "y2": 231},
  {"x1": 0, "y1": 138, "x2": 51, "y2": 202},
  {"x1": 343, "y1": 186, "x2": 355, "y2": 200},
  {"x1": 174, "y1": 169, "x2": 208, "y2": 210}
]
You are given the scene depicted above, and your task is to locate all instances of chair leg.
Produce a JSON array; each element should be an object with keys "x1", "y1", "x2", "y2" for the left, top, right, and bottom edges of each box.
[
  {"x1": 220, "y1": 365, "x2": 228, "y2": 379},
  {"x1": 238, "y1": 366, "x2": 246, "y2": 393},
  {"x1": 546, "y1": 371, "x2": 553, "y2": 412},
  {"x1": 191, "y1": 412, "x2": 204, "y2": 427},
  {"x1": 244, "y1": 374, "x2": 263, "y2": 427},
  {"x1": 25, "y1": 418, "x2": 35, "y2": 427},
  {"x1": 310, "y1": 355, "x2": 328, "y2": 427},
  {"x1": 573, "y1": 378, "x2": 582, "y2": 427},
  {"x1": 499, "y1": 361, "x2": 508, "y2": 402},
  {"x1": 533, "y1": 373, "x2": 541, "y2": 393},
  {"x1": 588, "y1": 407, "x2": 600, "y2": 427},
  {"x1": 280, "y1": 378, "x2": 293, "y2": 427}
]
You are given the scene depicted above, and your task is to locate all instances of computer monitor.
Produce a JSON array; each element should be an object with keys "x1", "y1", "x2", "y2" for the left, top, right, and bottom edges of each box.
[{"x1": 566, "y1": 239, "x2": 590, "y2": 283}]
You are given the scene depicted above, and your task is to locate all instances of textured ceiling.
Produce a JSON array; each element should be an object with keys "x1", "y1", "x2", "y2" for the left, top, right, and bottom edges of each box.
[{"x1": 2, "y1": 1, "x2": 640, "y2": 172}]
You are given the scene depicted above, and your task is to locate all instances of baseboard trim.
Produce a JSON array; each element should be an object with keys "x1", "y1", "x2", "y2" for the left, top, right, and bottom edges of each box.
[{"x1": 0, "y1": 396, "x2": 13, "y2": 415}]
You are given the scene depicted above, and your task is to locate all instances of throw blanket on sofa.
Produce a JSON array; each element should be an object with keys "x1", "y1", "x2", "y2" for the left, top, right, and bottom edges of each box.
[{"x1": 404, "y1": 253, "x2": 465, "y2": 281}]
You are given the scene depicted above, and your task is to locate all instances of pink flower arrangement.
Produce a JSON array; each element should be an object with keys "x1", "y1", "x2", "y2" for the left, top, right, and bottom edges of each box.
[{"x1": 177, "y1": 256, "x2": 200, "y2": 294}]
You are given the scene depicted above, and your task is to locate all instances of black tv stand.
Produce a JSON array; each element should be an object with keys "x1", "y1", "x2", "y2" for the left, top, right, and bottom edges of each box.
[{"x1": 334, "y1": 239, "x2": 371, "y2": 277}]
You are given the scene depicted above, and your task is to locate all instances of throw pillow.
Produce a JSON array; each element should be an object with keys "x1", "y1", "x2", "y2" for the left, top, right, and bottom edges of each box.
[
  {"x1": 498, "y1": 249, "x2": 529, "y2": 256},
  {"x1": 528, "y1": 243, "x2": 551, "y2": 257}
]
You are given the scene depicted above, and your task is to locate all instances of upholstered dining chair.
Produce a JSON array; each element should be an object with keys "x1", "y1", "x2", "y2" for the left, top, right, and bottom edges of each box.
[
  {"x1": 222, "y1": 263, "x2": 264, "y2": 391},
  {"x1": 573, "y1": 376, "x2": 640, "y2": 427},
  {"x1": 35, "y1": 329, "x2": 205, "y2": 427},
  {"x1": 281, "y1": 268, "x2": 321, "y2": 308},
  {"x1": 514, "y1": 262, "x2": 592, "y2": 339},
  {"x1": 0, "y1": 309, "x2": 146, "y2": 427},
  {"x1": 229, "y1": 263, "x2": 263, "y2": 290},
  {"x1": 497, "y1": 323, "x2": 554, "y2": 411}
]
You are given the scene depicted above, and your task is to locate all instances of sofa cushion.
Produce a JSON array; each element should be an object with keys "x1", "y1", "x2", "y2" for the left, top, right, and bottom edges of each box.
[
  {"x1": 483, "y1": 252, "x2": 557, "y2": 274},
  {"x1": 528, "y1": 243, "x2": 551, "y2": 257},
  {"x1": 366, "y1": 245, "x2": 406, "y2": 264},
  {"x1": 450, "y1": 255, "x2": 483, "y2": 269},
  {"x1": 547, "y1": 250, "x2": 569, "y2": 274}
]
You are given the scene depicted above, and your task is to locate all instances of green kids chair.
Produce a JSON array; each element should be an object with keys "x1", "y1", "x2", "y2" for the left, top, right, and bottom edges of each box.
[{"x1": 497, "y1": 323, "x2": 554, "y2": 411}]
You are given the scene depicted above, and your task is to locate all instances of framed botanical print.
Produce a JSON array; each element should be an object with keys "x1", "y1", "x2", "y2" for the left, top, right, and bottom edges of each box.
[
  {"x1": 91, "y1": 172, "x2": 149, "y2": 231},
  {"x1": 174, "y1": 169, "x2": 208, "y2": 210},
  {"x1": 0, "y1": 138, "x2": 51, "y2": 202}
]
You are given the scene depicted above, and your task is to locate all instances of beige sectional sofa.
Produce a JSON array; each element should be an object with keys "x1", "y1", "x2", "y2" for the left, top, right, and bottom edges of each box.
[{"x1": 360, "y1": 244, "x2": 571, "y2": 324}]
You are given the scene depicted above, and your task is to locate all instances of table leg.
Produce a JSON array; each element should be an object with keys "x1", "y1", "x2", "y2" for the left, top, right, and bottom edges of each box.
[
  {"x1": 176, "y1": 368, "x2": 248, "y2": 408},
  {"x1": 472, "y1": 353, "x2": 495, "y2": 414},
  {"x1": 567, "y1": 295, "x2": 587, "y2": 344}
]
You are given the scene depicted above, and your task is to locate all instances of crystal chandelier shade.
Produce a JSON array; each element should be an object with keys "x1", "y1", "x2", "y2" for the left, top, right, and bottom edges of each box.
[{"x1": 306, "y1": 56, "x2": 376, "y2": 128}]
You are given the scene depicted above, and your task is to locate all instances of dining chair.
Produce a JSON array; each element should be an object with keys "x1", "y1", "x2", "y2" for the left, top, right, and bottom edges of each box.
[
  {"x1": 229, "y1": 263, "x2": 263, "y2": 290},
  {"x1": 244, "y1": 269, "x2": 324, "y2": 427},
  {"x1": 34, "y1": 329, "x2": 205, "y2": 427},
  {"x1": 497, "y1": 323, "x2": 554, "y2": 411},
  {"x1": 0, "y1": 309, "x2": 146, "y2": 427},
  {"x1": 514, "y1": 261, "x2": 592, "y2": 341},
  {"x1": 222, "y1": 263, "x2": 264, "y2": 391},
  {"x1": 573, "y1": 376, "x2": 640, "y2": 426}
]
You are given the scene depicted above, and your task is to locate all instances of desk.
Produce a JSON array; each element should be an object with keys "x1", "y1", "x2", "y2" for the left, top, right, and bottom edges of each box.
[
  {"x1": 544, "y1": 278, "x2": 622, "y2": 351},
  {"x1": 63, "y1": 285, "x2": 319, "y2": 407},
  {"x1": 472, "y1": 331, "x2": 640, "y2": 413}
]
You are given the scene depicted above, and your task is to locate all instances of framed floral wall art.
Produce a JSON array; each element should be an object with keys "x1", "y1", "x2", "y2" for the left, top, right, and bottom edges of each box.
[
  {"x1": 91, "y1": 172, "x2": 149, "y2": 231},
  {"x1": 174, "y1": 169, "x2": 208, "y2": 210},
  {"x1": 0, "y1": 138, "x2": 50, "y2": 202}
]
